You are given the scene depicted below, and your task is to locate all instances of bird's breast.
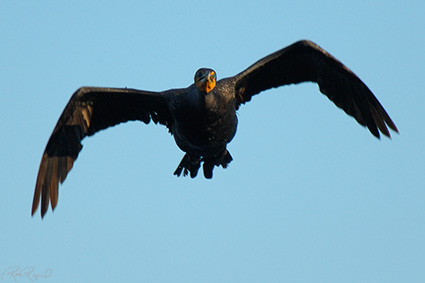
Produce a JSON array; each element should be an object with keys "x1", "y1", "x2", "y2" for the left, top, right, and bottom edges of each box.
[{"x1": 170, "y1": 90, "x2": 237, "y2": 156}]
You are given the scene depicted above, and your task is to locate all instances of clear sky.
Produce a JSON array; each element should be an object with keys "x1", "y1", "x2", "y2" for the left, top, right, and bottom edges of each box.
[{"x1": 1, "y1": 1, "x2": 424, "y2": 282}]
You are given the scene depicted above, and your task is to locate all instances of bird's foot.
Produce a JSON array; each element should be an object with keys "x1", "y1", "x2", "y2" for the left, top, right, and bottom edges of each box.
[
  {"x1": 202, "y1": 149, "x2": 233, "y2": 179},
  {"x1": 173, "y1": 154, "x2": 201, "y2": 178},
  {"x1": 174, "y1": 150, "x2": 233, "y2": 179}
]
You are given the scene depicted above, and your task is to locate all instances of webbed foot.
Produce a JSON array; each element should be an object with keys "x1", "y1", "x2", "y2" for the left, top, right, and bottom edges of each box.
[
  {"x1": 174, "y1": 150, "x2": 233, "y2": 179},
  {"x1": 202, "y1": 149, "x2": 233, "y2": 179},
  {"x1": 173, "y1": 154, "x2": 201, "y2": 178}
]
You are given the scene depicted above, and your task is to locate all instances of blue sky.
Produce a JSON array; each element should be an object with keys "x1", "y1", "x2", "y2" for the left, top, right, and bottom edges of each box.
[{"x1": 1, "y1": 1, "x2": 424, "y2": 282}]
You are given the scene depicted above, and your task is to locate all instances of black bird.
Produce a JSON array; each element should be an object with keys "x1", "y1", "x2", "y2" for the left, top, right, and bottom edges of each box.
[{"x1": 32, "y1": 40, "x2": 398, "y2": 218}]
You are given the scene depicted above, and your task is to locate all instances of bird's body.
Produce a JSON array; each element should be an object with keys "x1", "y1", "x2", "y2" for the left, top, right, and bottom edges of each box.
[
  {"x1": 32, "y1": 40, "x2": 398, "y2": 218},
  {"x1": 168, "y1": 79, "x2": 237, "y2": 158}
]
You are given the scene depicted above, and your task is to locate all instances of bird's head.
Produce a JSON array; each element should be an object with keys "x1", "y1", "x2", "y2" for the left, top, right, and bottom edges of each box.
[{"x1": 194, "y1": 68, "x2": 216, "y2": 93}]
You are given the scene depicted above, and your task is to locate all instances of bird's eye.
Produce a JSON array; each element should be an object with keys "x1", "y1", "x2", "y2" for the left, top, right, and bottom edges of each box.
[
  {"x1": 210, "y1": 73, "x2": 216, "y2": 80},
  {"x1": 194, "y1": 70, "x2": 204, "y2": 81}
]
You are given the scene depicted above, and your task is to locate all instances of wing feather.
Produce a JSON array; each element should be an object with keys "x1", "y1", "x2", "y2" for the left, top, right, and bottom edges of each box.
[
  {"x1": 234, "y1": 40, "x2": 398, "y2": 138},
  {"x1": 32, "y1": 87, "x2": 173, "y2": 218}
]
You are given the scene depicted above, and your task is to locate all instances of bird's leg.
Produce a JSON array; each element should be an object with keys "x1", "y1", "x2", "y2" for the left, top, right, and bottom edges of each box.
[
  {"x1": 174, "y1": 150, "x2": 233, "y2": 179},
  {"x1": 174, "y1": 154, "x2": 201, "y2": 178},
  {"x1": 218, "y1": 149, "x2": 233, "y2": 168},
  {"x1": 202, "y1": 149, "x2": 233, "y2": 179},
  {"x1": 202, "y1": 160, "x2": 214, "y2": 179}
]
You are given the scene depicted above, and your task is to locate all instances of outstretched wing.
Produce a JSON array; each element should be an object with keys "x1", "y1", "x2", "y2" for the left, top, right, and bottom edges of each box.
[
  {"x1": 32, "y1": 87, "x2": 173, "y2": 218},
  {"x1": 233, "y1": 40, "x2": 398, "y2": 138}
]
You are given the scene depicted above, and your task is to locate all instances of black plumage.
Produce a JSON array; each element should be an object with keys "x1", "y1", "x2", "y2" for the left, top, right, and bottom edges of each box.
[{"x1": 32, "y1": 40, "x2": 398, "y2": 218}]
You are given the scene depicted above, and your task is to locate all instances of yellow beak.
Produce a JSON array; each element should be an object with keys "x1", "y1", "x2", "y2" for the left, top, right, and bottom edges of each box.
[{"x1": 205, "y1": 72, "x2": 216, "y2": 93}]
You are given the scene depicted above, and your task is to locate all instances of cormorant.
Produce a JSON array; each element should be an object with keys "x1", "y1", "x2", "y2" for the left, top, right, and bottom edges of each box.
[{"x1": 32, "y1": 40, "x2": 398, "y2": 218}]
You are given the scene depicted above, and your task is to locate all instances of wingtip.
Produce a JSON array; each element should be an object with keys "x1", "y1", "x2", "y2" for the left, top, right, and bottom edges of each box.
[
  {"x1": 41, "y1": 205, "x2": 48, "y2": 219},
  {"x1": 389, "y1": 123, "x2": 399, "y2": 135},
  {"x1": 31, "y1": 194, "x2": 40, "y2": 218},
  {"x1": 375, "y1": 126, "x2": 399, "y2": 140},
  {"x1": 31, "y1": 205, "x2": 46, "y2": 219},
  {"x1": 382, "y1": 121, "x2": 400, "y2": 140}
]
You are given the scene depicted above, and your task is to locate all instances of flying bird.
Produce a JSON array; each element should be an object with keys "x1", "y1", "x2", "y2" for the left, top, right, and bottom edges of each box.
[{"x1": 32, "y1": 40, "x2": 398, "y2": 218}]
